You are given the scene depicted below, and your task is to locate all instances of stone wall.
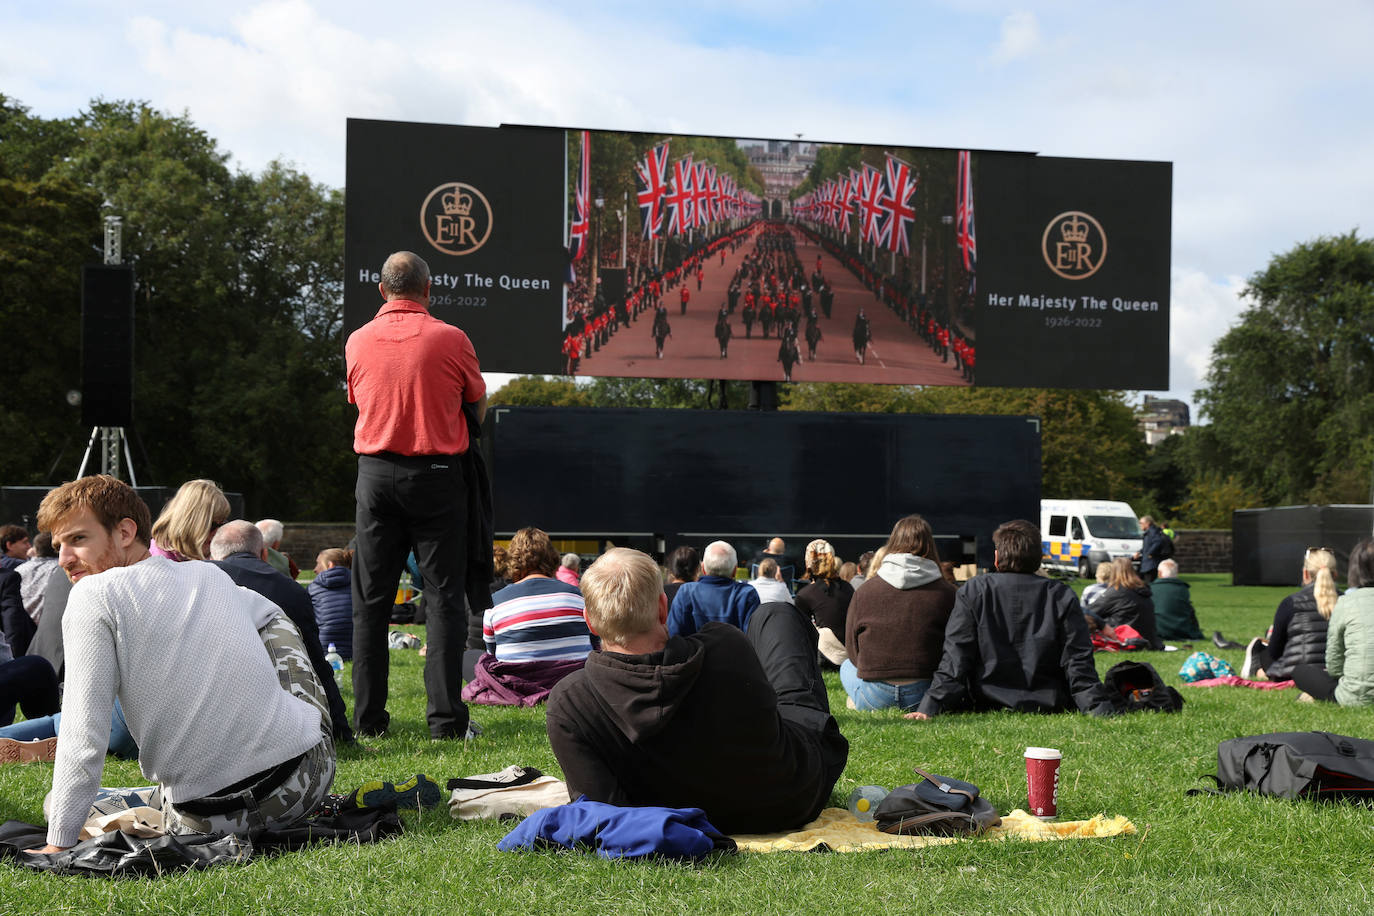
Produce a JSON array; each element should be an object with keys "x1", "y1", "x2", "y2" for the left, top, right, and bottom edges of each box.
[
  {"x1": 281, "y1": 523, "x2": 355, "y2": 571},
  {"x1": 1173, "y1": 528, "x2": 1232, "y2": 574}
]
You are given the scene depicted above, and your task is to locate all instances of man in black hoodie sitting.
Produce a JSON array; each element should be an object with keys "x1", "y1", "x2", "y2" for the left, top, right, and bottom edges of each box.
[{"x1": 545, "y1": 547, "x2": 848, "y2": 834}]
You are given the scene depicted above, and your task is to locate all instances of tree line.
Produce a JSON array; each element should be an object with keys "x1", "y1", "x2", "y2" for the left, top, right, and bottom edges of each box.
[{"x1": 0, "y1": 95, "x2": 355, "y2": 519}]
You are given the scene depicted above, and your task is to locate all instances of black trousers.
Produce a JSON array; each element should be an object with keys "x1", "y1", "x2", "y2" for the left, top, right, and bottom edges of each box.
[
  {"x1": 352, "y1": 453, "x2": 470, "y2": 738},
  {"x1": 0, "y1": 655, "x2": 59, "y2": 727},
  {"x1": 1291, "y1": 664, "x2": 1340, "y2": 702},
  {"x1": 746, "y1": 603, "x2": 849, "y2": 785}
]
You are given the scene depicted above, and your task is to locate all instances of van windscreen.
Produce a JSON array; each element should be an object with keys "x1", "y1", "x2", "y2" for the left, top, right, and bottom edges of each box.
[{"x1": 1085, "y1": 515, "x2": 1139, "y2": 539}]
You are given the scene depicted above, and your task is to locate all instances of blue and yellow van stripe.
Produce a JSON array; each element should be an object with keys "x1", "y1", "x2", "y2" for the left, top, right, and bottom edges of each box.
[{"x1": 1041, "y1": 540, "x2": 1085, "y2": 562}]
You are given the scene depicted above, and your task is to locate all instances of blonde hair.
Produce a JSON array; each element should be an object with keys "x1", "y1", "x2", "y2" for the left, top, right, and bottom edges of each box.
[
  {"x1": 1304, "y1": 548, "x2": 1339, "y2": 620},
  {"x1": 317, "y1": 547, "x2": 353, "y2": 570},
  {"x1": 580, "y1": 548, "x2": 664, "y2": 646},
  {"x1": 1107, "y1": 556, "x2": 1144, "y2": 591},
  {"x1": 150, "y1": 479, "x2": 229, "y2": 561},
  {"x1": 867, "y1": 547, "x2": 889, "y2": 579},
  {"x1": 1095, "y1": 562, "x2": 1112, "y2": 584}
]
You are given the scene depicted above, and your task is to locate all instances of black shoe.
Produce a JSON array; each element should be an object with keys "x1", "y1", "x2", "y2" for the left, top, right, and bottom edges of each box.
[{"x1": 1212, "y1": 631, "x2": 1243, "y2": 650}]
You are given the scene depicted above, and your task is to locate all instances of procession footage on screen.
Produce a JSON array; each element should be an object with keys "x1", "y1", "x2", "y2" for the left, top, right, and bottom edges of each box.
[{"x1": 343, "y1": 121, "x2": 1171, "y2": 390}]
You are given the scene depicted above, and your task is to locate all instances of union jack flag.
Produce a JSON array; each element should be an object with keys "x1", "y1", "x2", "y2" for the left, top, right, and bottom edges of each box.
[
  {"x1": 664, "y1": 154, "x2": 694, "y2": 236},
  {"x1": 879, "y1": 153, "x2": 919, "y2": 255},
  {"x1": 856, "y1": 163, "x2": 886, "y2": 246},
  {"x1": 708, "y1": 168, "x2": 724, "y2": 223},
  {"x1": 692, "y1": 161, "x2": 713, "y2": 230},
  {"x1": 718, "y1": 174, "x2": 735, "y2": 219},
  {"x1": 834, "y1": 175, "x2": 851, "y2": 234},
  {"x1": 569, "y1": 130, "x2": 590, "y2": 260},
  {"x1": 956, "y1": 149, "x2": 977, "y2": 272},
  {"x1": 635, "y1": 140, "x2": 670, "y2": 240}
]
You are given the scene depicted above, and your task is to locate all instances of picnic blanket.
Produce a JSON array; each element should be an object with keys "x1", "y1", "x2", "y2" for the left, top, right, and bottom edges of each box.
[
  {"x1": 1182, "y1": 675, "x2": 1296, "y2": 690},
  {"x1": 0, "y1": 807, "x2": 403, "y2": 877},
  {"x1": 730, "y1": 807, "x2": 1135, "y2": 853}
]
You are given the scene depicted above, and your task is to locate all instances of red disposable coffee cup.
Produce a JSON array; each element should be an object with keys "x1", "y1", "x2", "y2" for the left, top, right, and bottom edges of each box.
[{"x1": 1024, "y1": 747, "x2": 1062, "y2": 819}]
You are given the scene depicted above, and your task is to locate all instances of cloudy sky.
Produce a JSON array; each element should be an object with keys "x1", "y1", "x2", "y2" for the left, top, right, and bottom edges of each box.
[{"x1": 5, "y1": 0, "x2": 1371, "y2": 416}]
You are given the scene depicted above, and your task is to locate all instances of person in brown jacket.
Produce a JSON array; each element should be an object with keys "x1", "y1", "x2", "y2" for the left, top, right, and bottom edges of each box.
[{"x1": 841, "y1": 516, "x2": 955, "y2": 711}]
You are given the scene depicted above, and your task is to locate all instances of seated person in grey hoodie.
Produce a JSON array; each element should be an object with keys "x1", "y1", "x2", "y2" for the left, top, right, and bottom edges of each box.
[
  {"x1": 907, "y1": 519, "x2": 1118, "y2": 721},
  {"x1": 545, "y1": 548, "x2": 848, "y2": 834},
  {"x1": 841, "y1": 515, "x2": 956, "y2": 712}
]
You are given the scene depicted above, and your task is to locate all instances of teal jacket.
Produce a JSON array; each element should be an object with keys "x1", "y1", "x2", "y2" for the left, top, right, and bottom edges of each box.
[{"x1": 1328, "y1": 587, "x2": 1374, "y2": 707}]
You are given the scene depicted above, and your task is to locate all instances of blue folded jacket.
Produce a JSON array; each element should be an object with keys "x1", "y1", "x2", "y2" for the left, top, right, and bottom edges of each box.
[{"x1": 497, "y1": 796, "x2": 737, "y2": 859}]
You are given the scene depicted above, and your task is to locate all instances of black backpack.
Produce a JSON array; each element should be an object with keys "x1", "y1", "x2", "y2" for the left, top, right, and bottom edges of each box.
[
  {"x1": 1103, "y1": 660, "x2": 1184, "y2": 713},
  {"x1": 1192, "y1": 731, "x2": 1374, "y2": 801},
  {"x1": 873, "y1": 767, "x2": 1001, "y2": 836}
]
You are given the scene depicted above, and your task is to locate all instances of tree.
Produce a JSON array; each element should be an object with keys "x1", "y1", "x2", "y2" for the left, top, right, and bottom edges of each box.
[
  {"x1": 1176, "y1": 472, "x2": 1266, "y2": 529},
  {"x1": 1133, "y1": 432, "x2": 1192, "y2": 521},
  {"x1": 0, "y1": 98, "x2": 355, "y2": 518},
  {"x1": 1196, "y1": 232, "x2": 1374, "y2": 505},
  {"x1": 0, "y1": 98, "x2": 101, "y2": 484},
  {"x1": 490, "y1": 376, "x2": 594, "y2": 408},
  {"x1": 491, "y1": 375, "x2": 751, "y2": 410}
]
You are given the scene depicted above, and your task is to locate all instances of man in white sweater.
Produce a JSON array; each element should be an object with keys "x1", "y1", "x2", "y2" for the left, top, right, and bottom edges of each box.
[{"x1": 28, "y1": 475, "x2": 334, "y2": 852}]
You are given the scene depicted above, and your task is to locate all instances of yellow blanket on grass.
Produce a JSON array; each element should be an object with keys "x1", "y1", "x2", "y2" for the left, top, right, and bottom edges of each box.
[{"x1": 731, "y1": 807, "x2": 1136, "y2": 853}]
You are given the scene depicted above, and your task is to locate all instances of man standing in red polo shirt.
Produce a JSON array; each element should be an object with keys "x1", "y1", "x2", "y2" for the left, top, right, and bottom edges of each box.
[{"x1": 345, "y1": 251, "x2": 487, "y2": 740}]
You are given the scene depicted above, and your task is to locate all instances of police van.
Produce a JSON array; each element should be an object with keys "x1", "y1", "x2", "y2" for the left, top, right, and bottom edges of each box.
[{"x1": 1040, "y1": 499, "x2": 1142, "y2": 578}]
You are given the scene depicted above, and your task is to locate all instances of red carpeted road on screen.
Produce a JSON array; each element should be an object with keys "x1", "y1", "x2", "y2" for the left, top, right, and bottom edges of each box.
[{"x1": 581, "y1": 225, "x2": 969, "y2": 386}]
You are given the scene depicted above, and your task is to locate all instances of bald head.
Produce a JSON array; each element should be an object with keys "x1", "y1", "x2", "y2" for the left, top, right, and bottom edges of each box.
[
  {"x1": 380, "y1": 251, "x2": 431, "y2": 301},
  {"x1": 210, "y1": 519, "x2": 266, "y2": 560},
  {"x1": 768, "y1": 537, "x2": 785, "y2": 554}
]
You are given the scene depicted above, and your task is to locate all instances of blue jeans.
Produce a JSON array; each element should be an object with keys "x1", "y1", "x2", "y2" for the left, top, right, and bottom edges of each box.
[
  {"x1": 840, "y1": 660, "x2": 930, "y2": 711},
  {"x1": 0, "y1": 698, "x2": 139, "y2": 759}
]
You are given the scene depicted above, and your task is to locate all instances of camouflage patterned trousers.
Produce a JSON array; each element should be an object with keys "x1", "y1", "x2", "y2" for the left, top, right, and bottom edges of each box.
[{"x1": 83, "y1": 614, "x2": 336, "y2": 837}]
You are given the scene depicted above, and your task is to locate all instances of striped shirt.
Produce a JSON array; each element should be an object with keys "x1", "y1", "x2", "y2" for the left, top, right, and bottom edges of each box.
[{"x1": 485, "y1": 577, "x2": 593, "y2": 663}]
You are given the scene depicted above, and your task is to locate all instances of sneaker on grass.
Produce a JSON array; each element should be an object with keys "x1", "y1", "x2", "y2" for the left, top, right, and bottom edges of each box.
[
  {"x1": 0, "y1": 736, "x2": 57, "y2": 764},
  {"x1": 347, "y1": 774, "x2": 442, "y2": 810},
  {"x1": 1241, "y1": 637, "x2": 1266, "y2": 680}
]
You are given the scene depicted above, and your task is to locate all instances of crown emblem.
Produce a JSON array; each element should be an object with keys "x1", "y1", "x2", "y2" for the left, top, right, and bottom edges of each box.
[
  {"x1": 1059, "y1": 215, "x2": 1090, "y2": 243},
  {"x1": 442, "y1": 188, "x2": 474, "y2": 216}
]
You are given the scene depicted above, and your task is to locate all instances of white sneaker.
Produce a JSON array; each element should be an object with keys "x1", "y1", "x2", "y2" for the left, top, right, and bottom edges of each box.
[{"x1": 1241, "y1": 637, "x2": 1265, "y2": 680}]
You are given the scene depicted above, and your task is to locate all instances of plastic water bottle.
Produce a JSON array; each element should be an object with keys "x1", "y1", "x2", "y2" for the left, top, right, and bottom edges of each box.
[
  {"x1": 848, "y1": 785, "x2": 889, "y2": 821},
  {"x1": 326, "y1": 643, "x2": 344, "y2": 686}
]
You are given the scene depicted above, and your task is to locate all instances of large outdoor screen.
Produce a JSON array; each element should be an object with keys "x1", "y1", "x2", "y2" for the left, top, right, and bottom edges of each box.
[{"x1": 345, "y1": 120, "x2": 1171, "y2": 389}]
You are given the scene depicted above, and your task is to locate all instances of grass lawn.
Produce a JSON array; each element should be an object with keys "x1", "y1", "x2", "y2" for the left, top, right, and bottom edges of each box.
[{"x1": 3, "y1": 573, "x2": 1372, "y2": 914}]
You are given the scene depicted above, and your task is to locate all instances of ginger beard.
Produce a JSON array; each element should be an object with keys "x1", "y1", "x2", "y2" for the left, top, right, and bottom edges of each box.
[{"x1": 54, "y1": 508, "x2": 137, "y2": 583}]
